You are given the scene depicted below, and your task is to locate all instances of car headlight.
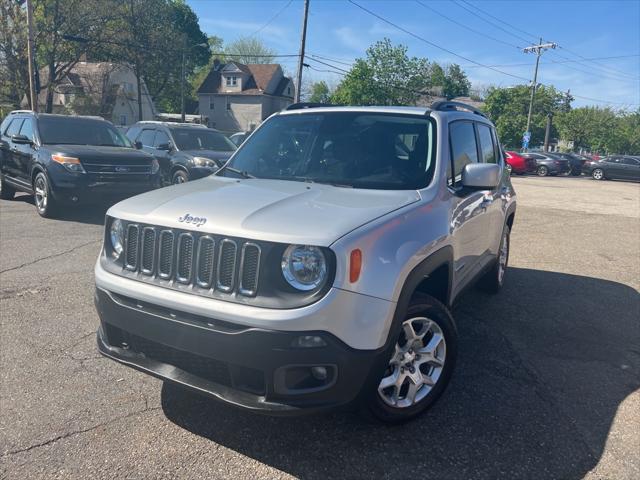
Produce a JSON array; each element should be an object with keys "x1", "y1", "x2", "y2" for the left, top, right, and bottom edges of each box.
[
  {"x1": 151, "y1": 158, "x2": 160, "y2": 174},
  {"x1": 51, "y1": 154, "x2": 86, "y2": 173},
  {"x1": 193, "y1": 156, "x2": 217, "y2": 168},
  {"x1": 109, "y1": 218, "x2": 124, "y2": 258},
  {"x1": 281, "y1": 245, "x2": 327, "y2": 291}
]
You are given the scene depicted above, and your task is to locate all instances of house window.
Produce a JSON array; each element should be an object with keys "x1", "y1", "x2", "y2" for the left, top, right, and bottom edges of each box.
[
  {"x1": 226, "y1": 97, "x2": 231, "y2": 111},
  {"x1": 209, "y1": 96, "x2": 215, "y2": 110},
  {"x1": 287, "y1": 86, "x2": 291, "y2": 96},
  {"x1": 225, "y1": 76, "x2": 237, "y2": 87},
  {"x1": 119, "y1": 114, "x2": 127, "y2": 126}
]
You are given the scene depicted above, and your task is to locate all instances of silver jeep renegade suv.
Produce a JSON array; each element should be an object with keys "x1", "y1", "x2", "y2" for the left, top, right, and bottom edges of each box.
[{"x1": 95, "y1": 101, "x2": 516, "y2": 422}]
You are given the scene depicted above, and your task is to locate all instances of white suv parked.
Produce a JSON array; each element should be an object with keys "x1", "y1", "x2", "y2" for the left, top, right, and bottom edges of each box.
[{"x1": 95, "y1": 102, "x2": 516, "y2": 422}]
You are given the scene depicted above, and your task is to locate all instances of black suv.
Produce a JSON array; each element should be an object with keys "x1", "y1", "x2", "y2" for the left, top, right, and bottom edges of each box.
[
  {"x1": 0, "y1": 112, "x2": 160, "y2": 217},
  {"x1": 126, "y1": 122, "x2": 236, "y2": 185}
]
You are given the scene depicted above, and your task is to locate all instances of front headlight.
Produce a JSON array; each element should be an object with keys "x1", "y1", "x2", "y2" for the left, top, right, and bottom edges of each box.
[
  {"x1": 109, "y1": 218, "x2": 124, "y2": 258},
  {"x1": 281, "y1": 245, "x2": 327, "y2": 291},
  {"x1": 193, "y1": 156, "x2": 217, "y2": 168},
  {"x1": 51, "y1": 154, "x2": 86, "y2": 173}
]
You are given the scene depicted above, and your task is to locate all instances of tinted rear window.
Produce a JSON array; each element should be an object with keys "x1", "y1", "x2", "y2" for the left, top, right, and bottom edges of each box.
[{"x1": 38, "y1": 117, "x2": 131, "y2": 147}]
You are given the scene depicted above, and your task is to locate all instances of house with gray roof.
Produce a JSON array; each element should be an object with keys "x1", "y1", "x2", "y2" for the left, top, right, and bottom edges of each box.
[{"x1": 196, "y1": 60, "x2": 295, "y2": 132}]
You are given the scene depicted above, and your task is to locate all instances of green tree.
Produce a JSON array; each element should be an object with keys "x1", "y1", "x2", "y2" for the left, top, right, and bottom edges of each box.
[
  {"x1": 331, "y1": 38, "x2": 430, "y2": 106},
  {"x1": 0, "y1": 1, "x2": 29, "y2": 110},
  {"x1": 307, "y1": 81, "x2": 331, "y2": 103},
  {"x1": 191, "y1": 35, "x2": 224, "y2": 94},
  {"x1": 484, "y1": 84, "x2": 569, "y2": 148},
  {"x1": 442, "y1": 64, "x2": 470, "y2": 99},
  {"x1": 556, "y1": 107, "x2": 639, "y2": 154},
  {"x1": 224, "y1": 36, "x2": 276, "y2": 64}
]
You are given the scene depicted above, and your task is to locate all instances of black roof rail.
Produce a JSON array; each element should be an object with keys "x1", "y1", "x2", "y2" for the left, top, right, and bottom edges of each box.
[
  {"x1": 285, "y1": 102, "x2": 334, "y2": 111},
  {"x1": 431, "y1": 100, "x2": 487, "y2": 118}
]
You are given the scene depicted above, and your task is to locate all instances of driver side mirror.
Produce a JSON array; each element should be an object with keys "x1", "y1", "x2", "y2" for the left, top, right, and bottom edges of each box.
[
  {"x1": 462, "y1": 163, "x2": 501, "y2": 189},
  {"x1": 157, "y1": 143, "x2": 173, "y2": 151},
  {"x1": 11, "y1": 134, "x2": 32, "y2": 145},
  {"x1": 134, "y1": 141, "x2": 143, "y2": 150}
]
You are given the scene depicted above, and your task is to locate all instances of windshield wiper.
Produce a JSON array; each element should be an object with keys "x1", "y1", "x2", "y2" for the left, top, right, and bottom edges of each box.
[{"x1": 216, "y1": 164, "x2": 255, "y2": 179}]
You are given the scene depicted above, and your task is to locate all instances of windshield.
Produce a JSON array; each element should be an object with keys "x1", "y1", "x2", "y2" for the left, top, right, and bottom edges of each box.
[
  {"x1": 171, "y1": 128, "x2": 236, "y2": 152},
  {"x1": 223, "y1": 112, "x2": 435, "y2": 189},
  {"x1": 38, "y1": 117, "x2": 132, "y2": 147}
]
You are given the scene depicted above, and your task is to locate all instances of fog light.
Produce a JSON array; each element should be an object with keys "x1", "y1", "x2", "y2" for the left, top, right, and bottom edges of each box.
[
  {"x1": 291, "y1": 335, "x2": 327, "y2": 348},
  {"x1": 311, "y1": 366, "x2": 328, "y2": 380}
]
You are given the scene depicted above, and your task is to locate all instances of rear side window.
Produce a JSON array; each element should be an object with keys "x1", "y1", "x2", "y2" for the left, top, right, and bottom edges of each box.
[
  {"x1": 19, "y1": 119, "x2": 35, "y2": 142},
  {"x1": 154, "y1": 130, "x2": 170, "y2": 148},
  {"x1": 138, "y1": 129, "x2": 156, "y2": 147},
  {"x1": 449, "y1": 121, "x2": 478, "y2": 185},
  {"x1": 477, "y1": 124, "x2": 496, "y2": 164},
  {"x1": 5, "y1": 118, "x2": 23, "y2": 137},
  {"x1": 622, "y1": 157, "x2": 639, "y2": 166},
  {"x1": 126, "y1": 125, "x2": 142, "y2": 142}
]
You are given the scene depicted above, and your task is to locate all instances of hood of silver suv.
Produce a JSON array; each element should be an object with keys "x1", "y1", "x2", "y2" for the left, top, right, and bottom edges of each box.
[{"x1": 107, "y1": 176, "x2": 420, "y2": 246}]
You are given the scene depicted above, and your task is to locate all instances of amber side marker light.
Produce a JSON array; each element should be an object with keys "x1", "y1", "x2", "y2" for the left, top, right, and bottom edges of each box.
[{"x1": 350, "y1": 249, "x2": 362, "y2": 283}]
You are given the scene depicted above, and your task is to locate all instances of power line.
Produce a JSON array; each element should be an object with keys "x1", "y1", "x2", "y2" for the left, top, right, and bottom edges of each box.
[
  {"x1": 306, "y1": 56, "x2": 351, "y2": 74},
  {"x1": 415, "y1": 1, "x2": 522, "y2": 50},
  {"x1": 452, "y1": 0, "x2": 533, "y2": 45},
  {"x1": 249, "y1": 0, "x2": 293, "y2": 37},
  {"x1": 461, "y1": 54, "x2": 640, "y2": 69},
  {"x1": 347, "y1": 0, "x2": 531, "y2": 82},
  {"x1": 308, "y1": 53, "x2": 354, "y2": 67},
  {"x1": 456, "y1": 0, "x2": 640, "y2": 81},
  {"x1": 553, "y1": 46, "x2": 639, "y2": 80}
]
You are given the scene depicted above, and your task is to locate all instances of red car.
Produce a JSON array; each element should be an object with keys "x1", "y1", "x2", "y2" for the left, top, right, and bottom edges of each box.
[{"x1": 505, "y1": 151, "x2": 536, "y2": 174}]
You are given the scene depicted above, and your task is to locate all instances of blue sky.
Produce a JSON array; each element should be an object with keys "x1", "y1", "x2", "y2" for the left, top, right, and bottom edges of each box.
[{"x1": 187, "y1": 0, "x2": 640, "y2": 108}]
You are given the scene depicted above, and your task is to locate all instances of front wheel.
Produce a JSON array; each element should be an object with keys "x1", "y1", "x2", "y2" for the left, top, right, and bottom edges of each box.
[
  {"x1": 537, "y1": 165, "x2": 549, "y2": 176},
  {"x1": 172, "y1": 169, "x2": 189, "y2": 185},
  {"x1": 368, "y1": 294, "x2": 458, "y2": 423},
  {"x1": 33, "y1": 171, "x2": 58, "y2": 218},
  {"x1": 592, "y1": 168, "x2": 605, "y2": 180}
]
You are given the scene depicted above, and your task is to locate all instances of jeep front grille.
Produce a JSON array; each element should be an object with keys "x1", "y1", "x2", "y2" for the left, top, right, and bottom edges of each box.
[{"x1": 122, "y1": 223, "x2": 261, "y2": 297}]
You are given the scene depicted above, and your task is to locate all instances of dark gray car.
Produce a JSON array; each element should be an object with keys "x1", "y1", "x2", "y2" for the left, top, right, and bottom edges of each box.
[
  {"x1": 126, "y1": 122, "x2": 236, "y2": 185},
  {"x1": 521, "y1": 152, "x2": 571, "y2": 177},
  {"x1": 585, "y1": 156, "x2": 640, "y2": 181}
]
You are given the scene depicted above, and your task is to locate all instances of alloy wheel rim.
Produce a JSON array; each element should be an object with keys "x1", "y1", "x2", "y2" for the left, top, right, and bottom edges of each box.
[
  {"x1": 174, "y1": 174, "x2": 185, "y2": 184},
  {"x1": 378, "y1": 317, "x2": 446, "y2": 408},
  {"x1": 538, "y1": 166, "x2": 547, "y2": 176},
  {"x1": 34, "y1": 176, "x2": 47, "y2": 211},
  {"x1": 498, "y1": 230, "x2": 509, "y2": 284},
  {"x1": 593, "y1": 169, "x2": 603, "y2": 179}
]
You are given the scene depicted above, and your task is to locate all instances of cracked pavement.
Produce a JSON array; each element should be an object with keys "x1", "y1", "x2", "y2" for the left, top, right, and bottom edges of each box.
[{"x1": 1, "y1": 176, "x2": 639, "y2": 479}]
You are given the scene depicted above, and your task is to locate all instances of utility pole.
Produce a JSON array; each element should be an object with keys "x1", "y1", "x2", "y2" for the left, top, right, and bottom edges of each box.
[
  {"x1": 181, "y1": 40, "x2": 186, "y2": 122},
  {"x1": 544, "y1": 113, "x2": 553, "y2": 152},
  {"x1": 26, "y1": 0, "x2": 37, "y2": 112},
  {"x1": 523, "y1": 38, "x2": 557, "y2": 150},
  {"x1": 295, "y1": 0, "x2": 310, "y2": 103}
]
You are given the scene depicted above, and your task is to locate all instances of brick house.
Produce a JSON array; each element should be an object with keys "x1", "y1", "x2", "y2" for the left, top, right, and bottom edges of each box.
[{"x1": 196, "y1": 60, "x2": 294, "y2": 132}]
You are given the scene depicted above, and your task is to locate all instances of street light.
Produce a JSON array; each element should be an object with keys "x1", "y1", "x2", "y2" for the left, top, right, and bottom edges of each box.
[{"x1": 181, "y1": 42, "x2": 209, "y2": 123}]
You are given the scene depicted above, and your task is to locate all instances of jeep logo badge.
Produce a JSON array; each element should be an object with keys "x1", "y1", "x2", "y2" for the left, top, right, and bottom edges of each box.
[
  {"x1": 178, "y1": 214, "x2": 207, "y2": 227},
  {"x1": 115, "y1": 166, "x2": 130, "y2": 173}
]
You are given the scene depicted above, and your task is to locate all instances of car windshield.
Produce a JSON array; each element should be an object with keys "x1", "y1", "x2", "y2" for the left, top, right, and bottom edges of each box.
[
  {"x1": 171, "y1": 128, "x2": 236, "y2": 152},
  {"x1": 38, "y1": 117, "x2": 132, "y2": 147},
  {"x1": 222, "y1": 112, "x2": 436, "y2": 189}
]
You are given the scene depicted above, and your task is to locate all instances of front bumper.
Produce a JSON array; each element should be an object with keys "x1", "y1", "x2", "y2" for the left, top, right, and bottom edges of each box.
[
  {"x1": 49, "y1": 168, "x2": 159, "y2": 204},
  {"x1": 95, "y1": 288, "x2": 389, "y2": 414}
]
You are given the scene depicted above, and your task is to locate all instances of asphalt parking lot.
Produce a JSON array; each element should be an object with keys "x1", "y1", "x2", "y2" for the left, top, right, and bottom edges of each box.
[{"x1": 1, "y1": 175, "x2": 638, "y2": 479}]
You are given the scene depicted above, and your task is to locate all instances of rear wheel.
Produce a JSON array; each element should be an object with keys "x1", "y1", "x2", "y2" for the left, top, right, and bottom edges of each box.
[
  {"x1": 0, "y1": 174, "x2": 16, "y2": 200},
  {"x1": 592, "y1": 168, "x2": 605, "y2": 180},
  {"x1": 368, "y1": 294, "x2": 457, "y2": 423},
  {"x1": 536, "y1": 165, "x2": 549, "y2": 176},
  {"x1": 33, "y1": 171, "x2": 58, "y2": 218},
  {"x1": 172, "y1": 169, "x2": 189, "y2": 184},
  {"x1": 478, "y1": 225, "x2": 510, "y2": 293}
]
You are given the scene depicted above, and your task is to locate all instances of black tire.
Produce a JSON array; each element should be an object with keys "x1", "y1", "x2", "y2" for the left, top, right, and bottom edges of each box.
[
  {"x1": 592, "y1": 168, "x2": 605, "y2": 181},
  {"x1": 33, "y1": 171, "x2": 58, "y2": 218},
  {"x1": 478, "y1": 225, "x2": 510, "y2": 294},
  {"x1": 536, "y1": 165, "x2": 549, "y2": 176},
  {"x1": 172, "y1": 169, "x2": 189, "y2": 184},
  {"x1": 0, "y1": 174, "x2": 16, "y2": 200},
  {"x1": 368, "y1": 294, "x2": 458, "y2": 423}
]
